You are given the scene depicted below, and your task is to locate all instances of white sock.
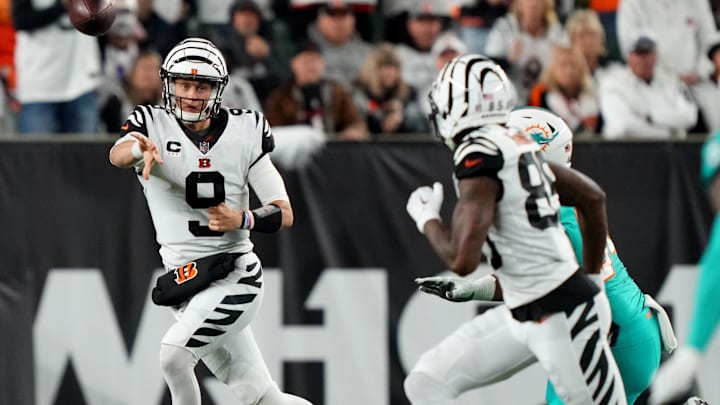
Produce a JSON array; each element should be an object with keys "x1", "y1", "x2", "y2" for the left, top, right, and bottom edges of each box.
[{"x1": 159, "y1": 344, "x2": 201, "y2": 405}]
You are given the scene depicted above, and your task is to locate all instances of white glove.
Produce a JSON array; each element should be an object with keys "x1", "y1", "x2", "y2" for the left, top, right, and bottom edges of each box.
[
  {"x1": 406, "y1": 182, "x2": 443, "y2": 233},
  {"x1": 648, "y1": 346, "x2": 702, "y2": 405},
  {"x1": 415, "y1": 274, "x2": 497, "y2": 302},
  {"x1": 644, "y1": 294, "x2": 678, "y2": 353},
  {"x1": 684, "y1": 397, "x2": 709, "y2": 405}
]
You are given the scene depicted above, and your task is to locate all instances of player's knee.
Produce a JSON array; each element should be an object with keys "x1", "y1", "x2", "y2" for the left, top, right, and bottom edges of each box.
[
  {"x1": 404, "y1": 370, "x2": 456, "y2": 405},
  {"x1": 159, "y1": 343, "x2": 196, "y2": 378}
]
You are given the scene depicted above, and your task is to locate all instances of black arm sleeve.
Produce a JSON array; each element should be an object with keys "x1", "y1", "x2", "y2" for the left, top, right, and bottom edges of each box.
[
  {"x1": 250, "y1": 204, "x2": 282, "y2": 233},
  {"x1": 12, "y1": 0, "x2": 66, "y2": 31}
]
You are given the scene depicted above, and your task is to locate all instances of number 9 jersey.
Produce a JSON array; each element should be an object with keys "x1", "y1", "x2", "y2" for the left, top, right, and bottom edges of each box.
[
  {"x1": 115, "y1": 105, "x2": 282, "y2": 268},
  {"x1": 453, "y1": 124, "x2": 578, "y2": 309}
]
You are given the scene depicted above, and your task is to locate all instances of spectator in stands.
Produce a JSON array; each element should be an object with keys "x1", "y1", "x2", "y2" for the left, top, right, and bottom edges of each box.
[
  {"x1": 712, "y1": 0, "x2": 720, "y2": 28},
  {"x1": 456, "y1": 0, "x2": 511, "y2": 55},
  {"x1": 351, "y1": 43, "x2": 428, "y2": 135},
  {"x1": 103, "y1": 2, "x2": 147, "y2": 85},
  {"x1": 192, "y1": 0, "x2": 234, "y2": 50},
  {"x1": 380, "y1": 0, "x2": 420, "y2": 44},
  {"x1": 137, "y1": 0, "x2": 184, "y2": 57},
  {"x1": 99, "y1": 49, "x2": 163, "y2": 132},
  {"x1": 395, "y1": 1, "x2": 449, "y2": 93},
  {"x1": 223, "y1": 0, "x2": 282, "y2": 104},
  {"x1": 587, "y1": 0, "x2": 620, "y2": 61},
  {"x1": 419, "y1": 31, "x2": 468, "y2": 117},
  {"x1": 565, "y1": 8, "x2": 621, "y2": 86},
  {"x1": 599, "y1": 32, "x2": 698, "y2": 140},
  {"x1": 529, "y1": 43, "x2": 600, "y2": 134},
  {"x1": 691, "y1": 34, "x2": 720, "y2": 134},
  {"x1": 308, "y1": 1, "x2": 371, "y2": 91},
  {"x1": 222, "y1": 74, "x2": 262, "y2": 112},
  {"x1": 12, "y1": 0, "x2": 101, "y2": 134},
  {"x1": 617, "y1": 0, "x2": 717, "y2": 87},
  {"x1": 0, "y1": 0, "x2": 17, "y2": 134},
  {"x1": 264, "y1": 40, "x2": 368, "y2": 140},
  {"x1": 149, "y1": 0, "x2": 187, "y2": 27},
  {"x1": 484, "y1": 0, "x2": 565, "y2": 104},
  {"x1": 553, "y1": 0, "x2": 576, "y2": 22}
]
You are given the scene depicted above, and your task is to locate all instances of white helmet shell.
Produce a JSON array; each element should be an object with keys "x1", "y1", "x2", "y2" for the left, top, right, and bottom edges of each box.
[
  {"x1": 428, "y1": 54, "x2": 517, "y2": 149},
  {"x1": 160, "y1": 37, "x2": 229, "y2": 122},
  {"x1": 507, "y1": 106, "x2": 574, "y2": 167}
]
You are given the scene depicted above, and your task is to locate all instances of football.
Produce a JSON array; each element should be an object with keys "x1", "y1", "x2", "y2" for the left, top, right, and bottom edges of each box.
[{"x1": 68, "y1": 0, "x2": 117, "y2": 36}]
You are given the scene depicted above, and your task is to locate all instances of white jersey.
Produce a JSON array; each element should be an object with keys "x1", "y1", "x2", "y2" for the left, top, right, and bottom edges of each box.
[
  {"x1": 453, "y1": 124, "x2": 578, "y2": 309},
  {"x1": 116, "y1": 106, "x2": 276, "y2": 268}
]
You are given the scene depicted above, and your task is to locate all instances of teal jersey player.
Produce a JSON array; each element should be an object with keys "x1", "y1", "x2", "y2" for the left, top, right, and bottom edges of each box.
[
  {"x1": 545, "y1": 207, "x2": 662, "y2": 404},
  {"x1": 691, "y1": 133, "x2": 720, "y2": 352},
  {"x1": 650, "y1": 131, "x2": 720, "y2": 404},
  {"x1": 507, "y1": 107, "x2": 676, "y2": 405}
]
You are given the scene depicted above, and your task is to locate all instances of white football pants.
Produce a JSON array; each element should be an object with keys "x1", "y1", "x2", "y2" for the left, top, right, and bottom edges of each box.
[
  {"x1": 405, "y1": 293, "x2": 627, "y2": 405},
  {"x1": 159, "y1": 252, "x2": 311, "y2": 405}
]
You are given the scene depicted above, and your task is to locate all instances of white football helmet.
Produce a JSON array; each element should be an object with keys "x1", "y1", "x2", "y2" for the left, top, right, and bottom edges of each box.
[
  {"x1": 428, "y1": 54, "x2": 517, "y2": 149},
  {"x1": 160, "y1": 37, "x2": 229, "y2": 122},
  {"x1": 507, "y1": 106, "x2": 574, "y2": 167}
]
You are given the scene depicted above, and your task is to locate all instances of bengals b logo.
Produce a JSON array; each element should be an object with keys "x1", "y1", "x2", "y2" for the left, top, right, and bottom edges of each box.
[{"x1": 175, "y1": 262, "x2": 198, "y2": 284}]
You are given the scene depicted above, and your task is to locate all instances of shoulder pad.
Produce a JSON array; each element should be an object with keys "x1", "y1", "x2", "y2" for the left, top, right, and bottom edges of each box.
[
  {"x1": 453, "y1": 131, "x2": 504, "y2": 180},
  {"x1": 120, "y1": 105, "x2": 155, "y2": 137},
  {"x1": 255, "y1": 111, "x2": 275, "y2": 153}
]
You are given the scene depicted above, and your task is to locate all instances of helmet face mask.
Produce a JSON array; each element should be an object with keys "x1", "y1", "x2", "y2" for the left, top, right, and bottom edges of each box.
[
  {"x1": 428, "y1": 93, "x2": 443, "y2": 143},
  {"x1": 428, "y1": 54, "x2": 517, "y2": 149},
  {"x1": 161, "y1": 38, "x2": 229, "y2": 122},
  {"x1": 507, "y1": 106, "x2": 574, "y2": 167}
]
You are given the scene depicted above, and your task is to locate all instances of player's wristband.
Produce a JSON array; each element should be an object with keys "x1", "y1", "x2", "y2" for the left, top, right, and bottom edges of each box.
[
  {"x1": 240, "y1": 210, "x2": 254, "y2": 230},
  {"x1": 469, "y1": 274, "x2": 497, "y2": 301},
  {"x1": 130, "y1": 140, "x2": 143, "y2": 159},
  {"x1": 239, "y1": 204, "x2": 283, "y2": 233}
]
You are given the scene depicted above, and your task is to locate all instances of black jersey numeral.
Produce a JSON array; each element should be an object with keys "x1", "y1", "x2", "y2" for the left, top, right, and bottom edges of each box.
[
  {"x1": 518, "y1": 152, "x2": 559, "y2": 230},
  {"x1": 186, "y1": 171, "x2": 225, "y2": 236}
]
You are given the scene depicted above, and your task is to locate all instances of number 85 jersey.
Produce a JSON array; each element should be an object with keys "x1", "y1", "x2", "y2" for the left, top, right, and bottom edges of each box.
[
  {"x1": 453, "y1": 124, "x2": 578, "y2": 309},
  {"x1": 115, "y1": 105, "x2": 278, "y2": 268}
]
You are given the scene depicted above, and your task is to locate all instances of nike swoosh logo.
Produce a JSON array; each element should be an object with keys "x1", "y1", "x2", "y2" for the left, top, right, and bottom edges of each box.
[
  {"x1": 121, "y1": 123, "x2": 129, "y2": 130},
  {"x1": 464, "y1": 158, "x2": 483, "y2": 168}
]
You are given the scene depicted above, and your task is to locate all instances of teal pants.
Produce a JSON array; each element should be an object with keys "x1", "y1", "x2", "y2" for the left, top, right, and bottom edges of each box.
[{"x1": 546, "y1": 311, "x2": 661, "y2": 404}]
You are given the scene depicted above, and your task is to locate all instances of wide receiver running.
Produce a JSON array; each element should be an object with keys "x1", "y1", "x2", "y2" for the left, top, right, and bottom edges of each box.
[
  {"x1": 109, "y1": 38, "x2": 312, "y2": 405},
  {"x1": 404, "y1": 54, "x2": 627, "y2": 405},
  {"x1": 417, "y1": 106, "x2": 678, "y2": 404}
]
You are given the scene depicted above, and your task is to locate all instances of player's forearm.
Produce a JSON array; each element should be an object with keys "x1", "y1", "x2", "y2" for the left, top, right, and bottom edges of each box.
[
  {"x1": 425, "y1": 221, "x2": 483, "y2": 276},
  {"x1": 109, "y1": 140, "x2": 141, "y2": 168},
  {"x1": 551, "y1": 164, "x2": 608, "y2": 273},
  {"x1": 424, "y1": 220, "x2": 460, "y2": 270},
  {"x1": 576, "y1": 203, "x2": 607, "y2": 274}
]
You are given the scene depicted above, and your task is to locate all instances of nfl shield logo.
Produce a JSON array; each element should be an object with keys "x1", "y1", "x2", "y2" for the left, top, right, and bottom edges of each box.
[{"x1": 199, "y1": 141, "x2": 210, "y2": 154}]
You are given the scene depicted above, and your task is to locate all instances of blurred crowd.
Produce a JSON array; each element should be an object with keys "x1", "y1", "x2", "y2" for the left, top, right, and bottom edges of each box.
[{"x1": 3, "y1": 0, "x2": 720, "y2": 141}]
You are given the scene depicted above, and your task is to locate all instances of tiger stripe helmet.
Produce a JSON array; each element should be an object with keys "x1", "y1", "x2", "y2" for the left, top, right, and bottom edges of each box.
[
  {"x1": 428, "y1": 54, "x2": 517, "y2": 149},
  {"x1": 160, "y1": 37, "x2": 229, "y2": 122}
]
